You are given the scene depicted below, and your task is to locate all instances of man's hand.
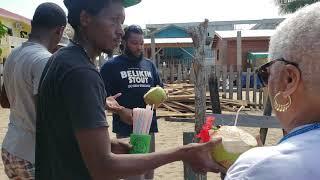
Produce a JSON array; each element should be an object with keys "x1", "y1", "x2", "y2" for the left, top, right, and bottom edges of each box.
[
  {"x1": 106, "y1": 93, "x2": 133, "y2": 125},
  {"x1": 106, "y1": 93, "x2": 124, "y2": 113},
  {"x1": 111, "y1": 138, "x2": 132, "y2": 154},
  {"x1": 118, "y1": 108, "x2": 133, "y2": 125},
  {"x1": 182, "y1": 137, "x2": 227, "y2": 174}
]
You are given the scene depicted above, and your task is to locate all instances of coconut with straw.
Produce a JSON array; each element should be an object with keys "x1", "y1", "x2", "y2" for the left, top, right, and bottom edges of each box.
[{"x1": 197, "y1": 106, "x2": 258, "y2": 169}]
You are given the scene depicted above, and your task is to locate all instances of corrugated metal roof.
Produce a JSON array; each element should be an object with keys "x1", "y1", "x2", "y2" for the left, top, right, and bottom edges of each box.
[
  {"x1": 214, "y1": 30, "x2": 275, "y2": 39},
  {"x1": 144, "y1": 38, "x2": 193, "y2": 44},
  {"x1": 0, "y1": 8, "x2": 31, "y2": 24}
]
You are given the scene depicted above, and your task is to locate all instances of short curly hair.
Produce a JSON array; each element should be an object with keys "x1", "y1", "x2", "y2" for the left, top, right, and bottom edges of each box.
[
  {"x1": 123, "y1": 25, "x2": 143, "y2": 41},
  {"x1": 64, "y1": 0, "x2": 122, "y2": 31},
  {"x1": 31, "y1": 2, "x2": 66, "y2": 29},
  {"x1": 269, "y1": 2, "x2": 320, "y2": 93}
]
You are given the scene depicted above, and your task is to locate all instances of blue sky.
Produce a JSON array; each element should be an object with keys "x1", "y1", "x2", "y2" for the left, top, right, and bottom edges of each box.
[{"x1": 1, "y1": 0, "x2": 284, "y2": 27}]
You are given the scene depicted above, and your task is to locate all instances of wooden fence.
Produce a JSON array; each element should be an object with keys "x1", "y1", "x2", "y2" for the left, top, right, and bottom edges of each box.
[{"x1": 159, "y1": 64, "x2": 267, "y2": 109}]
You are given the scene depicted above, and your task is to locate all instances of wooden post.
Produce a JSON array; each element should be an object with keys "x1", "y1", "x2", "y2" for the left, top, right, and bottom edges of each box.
[
  {"x1": 178, "y1": 63, "x2": 182, "y2": 83},
  {"x1": 190, "y1": 66, "x2": 195, "y2": 84},
  {"x1": 253, "y1": 67, "x2": 258, "y2": 108},
  {"x1": 237, "y1": 66, "x2": 242, "y2": 100},
  {"x1": 156, "y1": 53, "x2": 160, "y2": 68},
  {"x1": 189, "y1": 19, "x2": 209, "y2": 134},
  {"x1": 188, "y1": 19, "x2": 209, "y2": 180},
  {"x1": 245, "y1": 68, "x2": 251, "y2": 102},
  {"x1": 229, "y1": 65, "x2": 234, "y2": 100},
  {"x1": 183, "y1": 66, "x2": 188, "y2": 82},
  {"x1": 208, "y1": 67, "x2": 224, "y2": 179},
  {"x1": 259, "y1": 88, "x2": 263, "y2": 109},
  {"x1": 151, "y1": 35, "x2": 156, "y2": 65},
  {"x1": 260, "y1": 97, "x2": 272, "y2": 145},
  {"x1": 215, "y1": 65, "x2": 221, "y2": 89},
  {"x1": 222, "y1": 66, "x2": 227, "y2": 98},
  {"x1": 170, "y1": 62, "x2": 175, "y2": 83},
  {"x1": 183, "y1": 132, "x2": 197, "y2": 180},
  {"x1": 162, "y1": 66, "x2": 166, "y2": 84},
  {"x1": 236, "y1": 31, "x2": 242, "y2": 102},
  {"x1": 237, "y1": 31, "x2": 242, "y2": 68},
  {"x1": 209, "y1": 74, "x2": 222, "y2": 114}
]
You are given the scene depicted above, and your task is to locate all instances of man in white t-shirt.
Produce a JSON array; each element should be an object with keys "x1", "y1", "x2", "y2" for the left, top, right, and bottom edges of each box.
[
  {"x1": 225, "y1": 2, "x2": 320, "y2": 180},
  {"x1": 0, "y1": 3, "x2": 66, "y2": 179}
]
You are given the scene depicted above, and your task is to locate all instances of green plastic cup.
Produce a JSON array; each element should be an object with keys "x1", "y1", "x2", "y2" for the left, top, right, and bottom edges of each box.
[{"x1": 130, "y1": 134, "x2": 151, "y2": 154}]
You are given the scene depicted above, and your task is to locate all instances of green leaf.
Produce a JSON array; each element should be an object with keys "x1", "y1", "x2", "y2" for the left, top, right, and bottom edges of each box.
[
  {"x1": 0, "y1": 22, "x2": 8, "y2": 39},
  {"x1": 275, "y1": 0, "x2": 320, "y2": 14}
]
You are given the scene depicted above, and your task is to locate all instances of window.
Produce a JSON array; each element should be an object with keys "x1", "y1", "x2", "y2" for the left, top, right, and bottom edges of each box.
[{"x1": 217, "y1": 49, "x2": 220, "y2": 61}]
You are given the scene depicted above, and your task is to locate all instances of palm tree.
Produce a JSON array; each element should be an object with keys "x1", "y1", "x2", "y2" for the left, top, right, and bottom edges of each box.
[{"x1": 275, "y1": 0, "x2": 320, "y2": 14}]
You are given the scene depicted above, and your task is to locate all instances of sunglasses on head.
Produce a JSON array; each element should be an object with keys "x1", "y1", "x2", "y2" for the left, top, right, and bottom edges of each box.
[{"x1": 255, "y1": 58, "x2": 299, "y2": 87}]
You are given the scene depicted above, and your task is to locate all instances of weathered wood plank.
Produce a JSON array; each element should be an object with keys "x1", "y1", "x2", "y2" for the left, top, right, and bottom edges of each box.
[
  {"x1": 246, "y1": 68, "x2": 251, "y2": 102},
  {"x1": 190, "y1": 66, "x2": 195, "y2": 84},
  {"x1": 208, "y1": 74, "x2": 222, "y2": 114},
  {"x1": 215, "y1": 65, "x2": 221, "y2": 89},
  {"x1": 229, "y1": 65, "x2": 234, "y2": 100},
  {"x1": 260, "y1": 97, "x2": 273, "y2": 145},
  {"x1": 237, "y1": 66, "x2": 242, "y2": 100},
  {"x1": 188, "y1": 19, "x2": 208, "y2": 180},
  {"x1": 170, "y1": 63, "x2": 175, "y2": 83},
  {"x1": 253, "y1": 67, "x2": 258, "y2": 107},
  {"x1": 170, "y1": 101, "x2": 195, "y2": 112},
  {"x1": 161, "y1": 103, "x2": 181, "y2": 113},
  {"x1": 222, "y1": 66, "x2": 227, "y2": 98},
  {"x1": 259, "y1": 88, "x2": 263, "y2": 108},
  {"x1": 212, "y1": 114, "x2": 280, "y2": 128},
  {"x1": 177, "y1": 64, "x2": 182, "y2": 83},
  {"x1": 166, "y1": 114, "x2": 280, "y2": 129}
]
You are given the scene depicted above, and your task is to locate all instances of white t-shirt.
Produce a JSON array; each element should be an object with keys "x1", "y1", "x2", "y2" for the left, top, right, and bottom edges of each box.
[
  {"x1": 225, "y1": 126, "x2": 320, "y2": 180},
  {"x1": 2, "y1": 42, "x2": 51, "y2": 163}
]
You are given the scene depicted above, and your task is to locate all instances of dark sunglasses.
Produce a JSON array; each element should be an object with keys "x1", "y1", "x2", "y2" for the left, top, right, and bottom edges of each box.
[{"x1": 256, "y1": 58, "x2": 299, "y2": 87}]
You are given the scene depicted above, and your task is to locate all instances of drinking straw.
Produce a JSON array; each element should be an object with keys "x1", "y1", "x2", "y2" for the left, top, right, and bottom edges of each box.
[
  {"x1": 145, "y1": 105, "x2": 154, "y2": 134},
  {"x1": 234, "y1": 105, "x2": 245, "y2": 126}
]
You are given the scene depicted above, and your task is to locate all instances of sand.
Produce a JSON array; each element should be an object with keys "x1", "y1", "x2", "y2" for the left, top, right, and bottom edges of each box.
[{"x1": 0, "y1": 108, "x2": 283, "y2": 180}]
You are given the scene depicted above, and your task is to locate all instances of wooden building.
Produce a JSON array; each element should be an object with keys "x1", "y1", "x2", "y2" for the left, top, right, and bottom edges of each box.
[
  {"x1": 144, "y1": 25, "x2": 194, "y2": 68},
  {"x1": 212, "y1": 30, "x2": 275, "y2": 69}
]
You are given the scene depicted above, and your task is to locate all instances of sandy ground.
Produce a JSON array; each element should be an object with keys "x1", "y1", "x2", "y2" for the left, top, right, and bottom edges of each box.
[{"x1": 0, "y1": 108, "x2": 283, "y2": 180}]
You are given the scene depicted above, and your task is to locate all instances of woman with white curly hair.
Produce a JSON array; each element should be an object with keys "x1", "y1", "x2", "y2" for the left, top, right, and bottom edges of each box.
[{"x1": 225, "y1": 2, "x2": 320, "y2": 180}]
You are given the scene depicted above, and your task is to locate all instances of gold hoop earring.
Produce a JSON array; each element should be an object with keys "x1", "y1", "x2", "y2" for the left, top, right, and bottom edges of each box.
[{"x1": 273, "y1": 92, "x2": 291, "y2": 112}]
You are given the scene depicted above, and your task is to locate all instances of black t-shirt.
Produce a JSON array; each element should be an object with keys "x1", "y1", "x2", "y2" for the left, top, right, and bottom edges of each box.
[
  {"x1": 35, "y1": 43, "x2": 108, "y2": 180},
  {"x1": 100, "y1": 55, "x2": 162, "y2": 136}
]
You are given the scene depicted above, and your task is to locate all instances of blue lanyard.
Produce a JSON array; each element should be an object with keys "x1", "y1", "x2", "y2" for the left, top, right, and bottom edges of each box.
[{"x1": 278, "y1": 123, "x2": 320, "y2": 144}]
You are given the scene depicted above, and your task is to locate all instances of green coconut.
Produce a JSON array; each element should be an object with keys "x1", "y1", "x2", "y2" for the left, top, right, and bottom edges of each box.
[
  {"x1": 144, "y1": 86, "x2": 167, "y2": 106},
  {"x1": 210, "y1": 126, "x2": 257, "y2": 168}
]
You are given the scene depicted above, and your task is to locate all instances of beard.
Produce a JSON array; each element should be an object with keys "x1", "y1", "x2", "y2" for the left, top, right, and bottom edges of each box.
[{"x1": 124, "y1": 48, "x2": 143, "y2": 60}]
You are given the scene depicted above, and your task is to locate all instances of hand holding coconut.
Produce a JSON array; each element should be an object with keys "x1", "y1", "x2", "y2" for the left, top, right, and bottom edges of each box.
[
  {"x1": 197, "y1": 107, "x2": 258, "y2": 169},
  {"x1": 209, "y1": 126, "x2": 258, "y2": 169},
  {"x1": 181, "y1": 137, "x2": 227, "y2": 174}
]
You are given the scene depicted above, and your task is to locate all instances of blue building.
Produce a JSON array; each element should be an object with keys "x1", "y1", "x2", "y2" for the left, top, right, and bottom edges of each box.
[{"x1": 144, "y1": 24, "x2": 194, "y2": 68}]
